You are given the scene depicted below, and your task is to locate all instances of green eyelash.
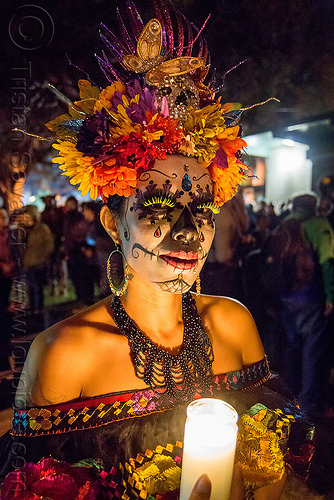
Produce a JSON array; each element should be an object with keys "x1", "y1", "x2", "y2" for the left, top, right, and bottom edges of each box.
[
  {"x1": 143, "y1": 195, "x2": 175, "y2": 208},
  {"x1": 197, "y1": 202, "x2": 220, "y2": 214}
]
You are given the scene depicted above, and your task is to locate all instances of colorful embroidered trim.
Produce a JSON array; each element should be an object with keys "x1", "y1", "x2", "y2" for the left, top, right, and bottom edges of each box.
[{"x1": 11, "y1": 358, "x2": 270, "y2": 437}]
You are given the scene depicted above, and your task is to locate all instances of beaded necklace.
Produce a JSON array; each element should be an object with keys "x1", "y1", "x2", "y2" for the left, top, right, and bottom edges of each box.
[{"x1": 111, "y1": 292, "x2": 214, "y2": 398}]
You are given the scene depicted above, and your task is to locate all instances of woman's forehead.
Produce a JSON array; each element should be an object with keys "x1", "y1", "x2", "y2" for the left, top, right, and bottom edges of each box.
[{"x1": 136, "y1": 155, "x2": 213, "y2": 193}]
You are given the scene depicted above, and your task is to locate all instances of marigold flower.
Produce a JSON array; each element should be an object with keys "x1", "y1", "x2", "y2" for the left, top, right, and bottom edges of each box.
[
  {"x1": 208, "y1": 161, "x2": 246, "y2": 206},
  {"x1": 93, "y1": 165, "x2": 137, "y2": 201}
]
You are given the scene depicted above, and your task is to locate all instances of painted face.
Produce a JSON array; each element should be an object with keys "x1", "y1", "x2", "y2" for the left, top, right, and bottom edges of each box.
[{"x1": 116, "y1": 154, "x2": 218, "y2": 294}]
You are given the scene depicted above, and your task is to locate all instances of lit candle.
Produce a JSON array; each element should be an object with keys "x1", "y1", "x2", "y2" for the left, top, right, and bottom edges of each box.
[{"x1": 180, "y1": 398, "x2": 238, "y2": 500}]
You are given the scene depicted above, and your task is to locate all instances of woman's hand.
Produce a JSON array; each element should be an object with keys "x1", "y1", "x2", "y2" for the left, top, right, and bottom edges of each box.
[
  {"x1": 188, "y1": 467, "x2": 287, "y2": 500},
  {"x1": 188, "y1": 464, "x2": 244, "y2": 500}
]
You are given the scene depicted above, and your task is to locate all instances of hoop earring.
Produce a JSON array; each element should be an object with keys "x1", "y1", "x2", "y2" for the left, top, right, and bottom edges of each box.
[
  {"x1": 107, "y1": 245, "x2": 129, "y2": 296},
  {"x1": 196, "y1": 276, "x2": 201, "y2": 297}
]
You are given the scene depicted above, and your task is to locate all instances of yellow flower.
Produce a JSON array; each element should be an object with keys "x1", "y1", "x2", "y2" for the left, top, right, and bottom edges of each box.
[
  {"x1": 183, "y1": 104, "x2": 226, "y2": 164},
  {"x1": 94, "y1": 81, "x2": 126, "y2": 112},
  {"x1": 109, "y1": 104, "x2": 143, "y2": 139},
  {"x1": 52, "y1": 141, "x2": 98, "y2": 199}
]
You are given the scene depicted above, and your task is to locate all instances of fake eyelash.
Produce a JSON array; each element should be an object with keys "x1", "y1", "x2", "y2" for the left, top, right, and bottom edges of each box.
[
  {"x1": 194, "y1": 200, "x2": 220, "y2": 215},
  {"x1": 143, "y1": 194, "x2": 176, "y2": 208}
]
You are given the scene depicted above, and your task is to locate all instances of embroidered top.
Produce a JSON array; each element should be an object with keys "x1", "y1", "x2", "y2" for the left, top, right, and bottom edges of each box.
[
  {"x1": 11, "y1": 358, "x2": 270, "y2": 437},
  {"x1": 1, "y1": 356, "x2": 316, "y2": 494}
]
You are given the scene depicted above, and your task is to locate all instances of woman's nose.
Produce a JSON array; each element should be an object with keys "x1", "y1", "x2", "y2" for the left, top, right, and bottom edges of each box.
[{"x1": 171, "y1": 207, "x2": 198, "y2": 243}]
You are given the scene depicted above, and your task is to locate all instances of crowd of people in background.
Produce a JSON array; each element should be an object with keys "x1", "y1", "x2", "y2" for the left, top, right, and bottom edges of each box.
[
  {"x1": 1, "y1": 178, "x2": 334, "y2": 418},
  {"x1": 0, "y1": 196, "x2": 115, "y2": 372}
]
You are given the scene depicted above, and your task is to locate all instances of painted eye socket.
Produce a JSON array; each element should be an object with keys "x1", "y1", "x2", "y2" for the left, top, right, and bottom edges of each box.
[
  {"x1": 190, "y1": 198, "x2": 220, "y2": 219},
  {"x1": 141, "y1": 194, "x2": 176, "y2": 218}
]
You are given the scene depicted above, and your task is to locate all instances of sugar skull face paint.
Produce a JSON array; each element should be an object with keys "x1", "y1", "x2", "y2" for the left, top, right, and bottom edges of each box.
[{"x1": 114, "y1": 154, "x2": 218, "y2": 294}]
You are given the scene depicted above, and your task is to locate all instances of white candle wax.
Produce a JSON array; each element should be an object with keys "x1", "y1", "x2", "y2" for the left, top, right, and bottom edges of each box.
[{"x1": 180, "y1": 399, "x2": 238, "y2": 500}]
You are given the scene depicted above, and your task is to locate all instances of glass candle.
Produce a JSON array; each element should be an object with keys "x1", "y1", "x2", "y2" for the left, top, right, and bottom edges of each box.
[{"x1": 179, "y1": 398, "x2": 238, "y2": 500}]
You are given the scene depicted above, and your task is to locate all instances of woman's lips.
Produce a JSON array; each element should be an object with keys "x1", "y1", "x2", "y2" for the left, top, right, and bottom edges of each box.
[{"x1": 160, "y1": 251, "x2": 199, "y2": 270}]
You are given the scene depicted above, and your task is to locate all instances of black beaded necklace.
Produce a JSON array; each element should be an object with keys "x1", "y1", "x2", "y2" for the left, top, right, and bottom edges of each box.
[{"x1": 111, "y1": 292, "x2": 214, "y2": 398}]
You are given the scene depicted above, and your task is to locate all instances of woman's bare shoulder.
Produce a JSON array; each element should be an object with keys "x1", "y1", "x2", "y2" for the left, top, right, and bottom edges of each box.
[
  {"x1": 31, "y1": 296, "x2": 115, "y2": 353},
  {"x1": 17, "y1": 296, "x2": 118, "y2": 406},
  {"x1": 194, "y1": 293, "x2": 265, "y2": 366},
  {"x1": 195, "y1": 293, "x2": 252, "y2": 321}
]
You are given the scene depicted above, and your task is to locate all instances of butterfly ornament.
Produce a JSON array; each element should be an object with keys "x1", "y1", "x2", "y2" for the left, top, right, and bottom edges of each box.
[{"x1": 123, "y1": 18, "x2": 204, "y2": 121}]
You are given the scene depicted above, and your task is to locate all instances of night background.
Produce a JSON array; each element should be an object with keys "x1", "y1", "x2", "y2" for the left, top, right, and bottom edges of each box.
[{"x1": 0, "y1": 0, "x2": 333, "y2": 207}]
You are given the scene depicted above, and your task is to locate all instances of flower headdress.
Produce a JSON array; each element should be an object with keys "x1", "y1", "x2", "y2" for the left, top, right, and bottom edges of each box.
[{"x1": 46, "y1": 0, "x2": 263, "y2": 207}]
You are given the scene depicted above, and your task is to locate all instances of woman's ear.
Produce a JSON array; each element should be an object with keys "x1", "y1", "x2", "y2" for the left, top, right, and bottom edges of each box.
[{"x1": 100, "y1": 205, "x2": 122, "y2": 245}]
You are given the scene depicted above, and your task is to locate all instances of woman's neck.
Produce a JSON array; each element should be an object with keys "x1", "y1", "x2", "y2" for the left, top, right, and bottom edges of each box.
[{"x1": 119, "y1": 274, "x2": 185, "y2": 349}]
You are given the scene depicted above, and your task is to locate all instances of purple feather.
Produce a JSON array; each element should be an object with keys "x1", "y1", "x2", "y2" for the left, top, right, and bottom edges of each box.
[
  {"x1": 174, "y1": 7, "x2": 185, "y2": 56},
  {"x1": 116, "y1": 7, "x2": 136, "y2": 54},
  {"x1": 153, "y1": 0, "x2": 167, "y2": 53},
  {"x1": 96, "y1": 54, "x2": 119, "y2": 83},
  {"x1": 100, "y1": 23, "x2": 126, "y2": 62},
  {"x1": 125, "y1": 0, "x2": 144, "y2": 40},
  {"x1": 157, "y1": 0, "x2": 174, "y2": 53},
  {"x1": 191, "y1": 23, "x2": 203, "y2": 59},
  {"x1": 182, "y1": 13, "x2": 193, "y2": 56},
  {"x1": 202, "y1": 39, "x2": 209, "y2": 65},
  {"x1": 96, "y1": 52, "x2": 128, "y2": 84}
]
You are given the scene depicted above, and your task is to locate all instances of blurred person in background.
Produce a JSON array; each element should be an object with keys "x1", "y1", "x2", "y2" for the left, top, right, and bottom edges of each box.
[
  {"x1": 200, "y1": 188, "x2": 250, "y2": 300},
  {"x1": 61, "y1": 196, "x2": 88, "y2": 301},
  {"x1": 267, "y1": 202, "x2": 279, "y2": 230},
  {"x1": 278, "y1": 193, "x2": 334, "y2": 416},
  {"x1": 82, "y1": 201, "x2": 115, "y2": 297},
  {"x1": 41, "y1": 195, "x2": 65, "y2": 296},
  {"x1": 21, "y1": 205, "x2": 54, "y2": 316},
  {"x1": 318, "y1": 175, "x2": 334, "y2": 229},
  {"x1": 318, "y1": 175, "x2": 334, "y2": 410},
  {"x1": 251, "y1": 212, "x2": 270, "y2": 249},
  {"x1": 0, "y1": 209, "x2": 15, "y2": 370}
]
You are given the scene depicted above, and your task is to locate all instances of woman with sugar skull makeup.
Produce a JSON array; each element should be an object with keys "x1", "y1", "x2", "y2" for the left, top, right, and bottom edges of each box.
[{"x1": 0, "y1": 2, "x2": 315, "y2": 499}]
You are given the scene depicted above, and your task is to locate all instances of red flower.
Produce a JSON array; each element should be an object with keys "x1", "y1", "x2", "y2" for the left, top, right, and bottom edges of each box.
[
  {"x1": 145, "y1": 113, "x2": 184, "y2": 152},
  {"x1": 1, "y1": 457, "x2": 100, "y2": 500}
]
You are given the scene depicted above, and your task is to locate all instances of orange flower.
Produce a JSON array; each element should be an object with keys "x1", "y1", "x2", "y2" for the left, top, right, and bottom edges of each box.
[
  {"x1": 216, "y1": 126, "x2": 247, "y2": 158},
  {"x1": 208, "y1": 161, "x2": 246, "y2": 206},
  {"x1": 93, "y1": 165, "x2": 137, "y2": 201}
]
